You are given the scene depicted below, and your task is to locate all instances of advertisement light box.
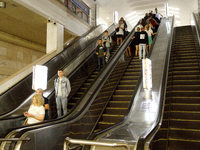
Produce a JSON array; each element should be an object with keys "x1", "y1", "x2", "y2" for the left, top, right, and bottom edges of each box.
[
  {"x1": 143, "y1": 58, "x2": 152, "y2": 90},
  {"x1": 32, "y1": 65, "x2": 48, "y2": 90}
]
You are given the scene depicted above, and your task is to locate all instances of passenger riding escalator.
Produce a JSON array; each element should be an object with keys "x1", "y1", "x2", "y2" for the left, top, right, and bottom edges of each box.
[{"x1": 151, "y1": 26, "x2": 200, "y2": 150}]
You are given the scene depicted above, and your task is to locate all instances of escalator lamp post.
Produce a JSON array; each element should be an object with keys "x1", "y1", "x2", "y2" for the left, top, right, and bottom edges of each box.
[
  {"x1": 142, "y1": 58, "x2": 152, "y2": 90},
  {"x1": 32, "y1": 65, "x2": 48, "y2": 90}
]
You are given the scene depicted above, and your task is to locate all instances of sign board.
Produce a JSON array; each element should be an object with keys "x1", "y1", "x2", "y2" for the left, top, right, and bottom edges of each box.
[
  {"x1": 70, "y1": 0, "x2": 90, "y2": 15},
  {"x1": 113, "y1": 11, "x2": 118, "y2": 24},
  {"x1": 143, "y1": 58, "x2": 152, "y2": 90},
  {"x1": 32, "y1": 65, "x2": 48, "y2": 90}
]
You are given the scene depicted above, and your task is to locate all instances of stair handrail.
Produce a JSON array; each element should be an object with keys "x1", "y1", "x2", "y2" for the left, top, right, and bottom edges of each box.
[{"x1": 63, "y1": 137, "x2": 130, "y2": 150}]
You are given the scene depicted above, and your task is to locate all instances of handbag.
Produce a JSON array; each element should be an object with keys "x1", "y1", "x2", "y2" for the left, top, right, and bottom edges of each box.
[
  {"x1": 23, "y1": 118, "x2": 28, "y2": 125},
  {"x1": 115, "y1": 27, "x2": 119, "y2": 32}
]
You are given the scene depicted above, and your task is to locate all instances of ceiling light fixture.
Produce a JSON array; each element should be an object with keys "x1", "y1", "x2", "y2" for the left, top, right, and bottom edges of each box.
[
  {"x1": 125, "y1": 11, "x2": 136, "y2": 18},
  {"x1": 106, "y1": 17, "x2": 109, "y2": 19},
  {"x1": 169, "y1": 10, "x2": 179, "y2": 14},
  {"x1": 168, "y1": 7, "x2": 179, "y2": 11},
  {"x1": 127, "y1": 15, "x2": 138, "y2": 21},
  {"x1": 0, "y1": 1, "x2": 6, "y2": 8}
]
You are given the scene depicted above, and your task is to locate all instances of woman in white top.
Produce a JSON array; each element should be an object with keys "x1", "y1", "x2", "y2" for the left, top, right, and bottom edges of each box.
[
  {"x1": 24, "y1": 94, "x2": 45, "y2": 125},
  {"x1": 115, "y1": 20, "x2": 124, "y2": 45},
  {"x1": 145, "y1": 25, "x2": 157, "y2": 53}
]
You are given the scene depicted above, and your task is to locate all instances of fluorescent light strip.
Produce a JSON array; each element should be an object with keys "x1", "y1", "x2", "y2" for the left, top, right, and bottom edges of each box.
[
  {"x1": 125, "y1": 11, "x2": 136, "y2": 18},
  {"x1": 169, "y1": 7, "x2": 179, "y2": 11},
  {"x1": 130, "y1": 19, "x2": 139, "y2": 24},
  {"x1": 128, "y1": 15, "x2": 138, "y2": 21},
  {"x1": 169, "y1": 10, "x2": 179, "y2": 14}
]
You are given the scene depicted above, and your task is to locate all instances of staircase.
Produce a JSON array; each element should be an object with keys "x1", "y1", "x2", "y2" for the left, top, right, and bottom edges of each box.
[{"x1": 151, "y1": 26, "x2": 200, "y2": 150}]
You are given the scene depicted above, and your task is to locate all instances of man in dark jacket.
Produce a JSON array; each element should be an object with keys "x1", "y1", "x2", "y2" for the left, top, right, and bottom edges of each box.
[
  {"x1": 96, "y1": 39, "x2": 106, "y2": 71},
  {"x1": 139, "y1": 27, "x2": 148, "y2": 59}
]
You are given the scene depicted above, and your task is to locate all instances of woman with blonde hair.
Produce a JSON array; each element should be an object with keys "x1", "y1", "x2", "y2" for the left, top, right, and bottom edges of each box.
[{"x1": 24, "y1": 94, "x2": 45, "y2": 125}]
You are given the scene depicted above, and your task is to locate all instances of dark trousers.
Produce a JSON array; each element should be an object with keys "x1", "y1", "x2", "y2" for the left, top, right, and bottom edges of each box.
[{"x1": 98, "y1": 56, "x2": 105, "y2": 71}]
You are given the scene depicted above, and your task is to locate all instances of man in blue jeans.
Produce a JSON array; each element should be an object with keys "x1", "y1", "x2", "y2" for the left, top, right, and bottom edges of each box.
[
  {"x1": 96, "y1": 39, "x2": 107, "y2": 71},
  {"x1": 102, "y1": 30, "x2": 112, "y2": 63},
  {"x1": 54, "y1": 69, "x2": 71, "y2": 117},
  {"x1": 139, "y1": 27, "x2": 148, "y2": 59}
]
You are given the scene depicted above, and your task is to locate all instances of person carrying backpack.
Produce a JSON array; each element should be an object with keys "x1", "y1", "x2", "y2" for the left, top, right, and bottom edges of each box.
[
  {"x1": 96, "y1": 39, "x2": 107, "y2": 71},
  {"x1": 102, "y1": 30, "x2": 112, "y2": 63}
]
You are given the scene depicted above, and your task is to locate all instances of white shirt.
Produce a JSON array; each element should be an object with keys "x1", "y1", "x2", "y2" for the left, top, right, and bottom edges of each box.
[
  {"x1": 116, "y1": 23, "x2": 124, "y2": 35},
  {"x1": 57, "y1": 78, "x2": 62, "y2": 96},
  {"x1": 155, "y1": 13, "x2": 162, "y2": 20},
  {"x1": 27, "y1": 105, "x2": 45, "y2": 124},
  {"x1": 135, "y1": 24, "x2": 143, "y2": 32},
  {"x1": 146, "y1": 29, "x2": 153, "y2": 37}
]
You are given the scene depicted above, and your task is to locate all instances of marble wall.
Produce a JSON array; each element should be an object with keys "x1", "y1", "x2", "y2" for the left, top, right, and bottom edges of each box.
[{"x1": 0, "y1": 40, "x2": 45, "y2": 82}]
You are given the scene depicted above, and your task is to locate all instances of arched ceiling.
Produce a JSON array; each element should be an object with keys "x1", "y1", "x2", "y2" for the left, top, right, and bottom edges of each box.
[{"x1": 83, "y1": 0, "x2": 198, "y2": 30}]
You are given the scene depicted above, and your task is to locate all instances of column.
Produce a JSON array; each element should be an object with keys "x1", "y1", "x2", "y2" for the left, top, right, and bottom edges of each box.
[
  {"x1": 198, "y1": 0, "x2": 200, "y2": 13},
  {"x1": 90, "y1": 3, "x2": 99, "y2": 26},
  {"x1": 46, "y1": 22, "x2": 64, "y2": 54}
]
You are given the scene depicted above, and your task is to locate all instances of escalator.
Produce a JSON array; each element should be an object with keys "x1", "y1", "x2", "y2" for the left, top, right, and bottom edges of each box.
[
  {"x1": 0, "y1": 24, "x2": 116, "y2": 136},
  {"x1": 0, "y1": 24, "x2": 111, "y2": 119},
  {"x1": 94, "y1": 56, "x2": 142, "y2": 131},
  {"x1": 151, "y1": 26, "x2": 200, "y2": 150},
  {"x1": 4, "y1": 23, "x2": 139, "y2": 150},
  {"x1": 50, "y1": 44, "x2": 119, "y2": 118}
]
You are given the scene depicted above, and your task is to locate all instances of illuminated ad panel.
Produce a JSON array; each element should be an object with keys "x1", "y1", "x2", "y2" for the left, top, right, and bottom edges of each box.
[
  {"x1": 32, "y1": 65, "x2": 48, "y2": 90},
  {"x1": 143, "y1": 58, "x2": 152, "y2": 90}
]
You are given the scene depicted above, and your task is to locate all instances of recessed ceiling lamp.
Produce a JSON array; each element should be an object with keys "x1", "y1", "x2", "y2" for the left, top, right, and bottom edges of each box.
[
  {"x1": 106, "y1": 17, "x2": 109, "y2": 19},
  {"x1": 0, "y1": 1, "x2": 6, "y2": 8},
  {"x1": 125, "y1": 11, "x2": 136, "y2": 18}
]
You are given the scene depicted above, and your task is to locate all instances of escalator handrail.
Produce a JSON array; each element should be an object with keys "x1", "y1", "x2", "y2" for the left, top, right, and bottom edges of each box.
[
  {"x1": 192, "y1": 13, "x2": 200, "y2": 70},
  {"x1": 136, "y1": 16, "x2": 175, "y2": 150},
  {"x1": 89, "y1": 18, "x2": 163, "y2": 139},
  {"x1": 9, "y1": 21, "x2": 141, "y2": 149},
  {"x1": 0, "y1": 24, "x2": 115, "y2": 118}
]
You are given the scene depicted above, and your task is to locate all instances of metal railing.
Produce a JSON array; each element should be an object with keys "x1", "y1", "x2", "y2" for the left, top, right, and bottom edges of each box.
[
  {"x1": 0, "y1": 138, "x2": 30, "y2": 142},
  {"x1": 64, "y1": 137, "x2": 130, "y2": 150}
]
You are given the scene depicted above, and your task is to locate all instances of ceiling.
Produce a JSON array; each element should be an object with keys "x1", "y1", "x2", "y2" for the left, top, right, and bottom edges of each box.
[
  {"x1": 83, "y1": 0, "x2": 198, "y2": 30},
  {"x1": 0, "y1": 0, "x2": 74, "y2": 53}
]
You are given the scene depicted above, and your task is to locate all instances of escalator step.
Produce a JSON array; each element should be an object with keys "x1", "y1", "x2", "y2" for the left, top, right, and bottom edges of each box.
[
  {"x1": 109, "y1": 101, "x2": 130, "y2": 107},
  {"x1": 112, "y1": 95, "x2": 132, "y2": 101},
  {"x1": 115, "y1": 90, "x2": 133, "y2": 95},
  {"x1": 105, "y1": 107, "x2": 127, "y2": 114},
  {"x1": 102, "y1": 114, "x2": 124, "y2": 122}
]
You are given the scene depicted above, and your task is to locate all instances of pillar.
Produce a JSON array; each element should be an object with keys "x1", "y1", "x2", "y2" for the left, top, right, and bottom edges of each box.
[
  {"x1": 165, "y1": 3, "x2": 169, "y2": 19},
  {"x1": 46, "y1": 22, "x2": 64, "y2": 54},
  {"x1": 90, "y1": 3, "x2": 99, "y2": 26},
  {"x1": 198, "y1": 0, "x2": 200, "y2": 13}
]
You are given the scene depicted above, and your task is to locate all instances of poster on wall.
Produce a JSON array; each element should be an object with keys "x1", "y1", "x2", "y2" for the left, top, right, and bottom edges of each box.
[
  {"x1": 143, "y1": 58, "x2": 152, "y2": 90},
  {"x1": 32, "y1": 65, "x2": 48, "y2": 90}
]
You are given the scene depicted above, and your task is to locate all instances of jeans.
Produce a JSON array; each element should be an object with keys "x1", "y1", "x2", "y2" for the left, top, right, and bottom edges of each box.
[
  {"x1": 106, "y1": 47, "x2": 110, "y2": 62},
  {"x1": 139, "y1": 44, "x2": 146, "y2": 59},
  {"x1": 56, "y1": 96, "x2": 68, "y2": 117},
  {"x1": 98, "y1": 56, "x2": 105, "y2": 71}
]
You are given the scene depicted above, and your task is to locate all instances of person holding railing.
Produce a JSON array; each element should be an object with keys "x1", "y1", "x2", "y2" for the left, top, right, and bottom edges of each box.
[{"x1": 24, "y1": 94, "x2": 45, "y2": 125}]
